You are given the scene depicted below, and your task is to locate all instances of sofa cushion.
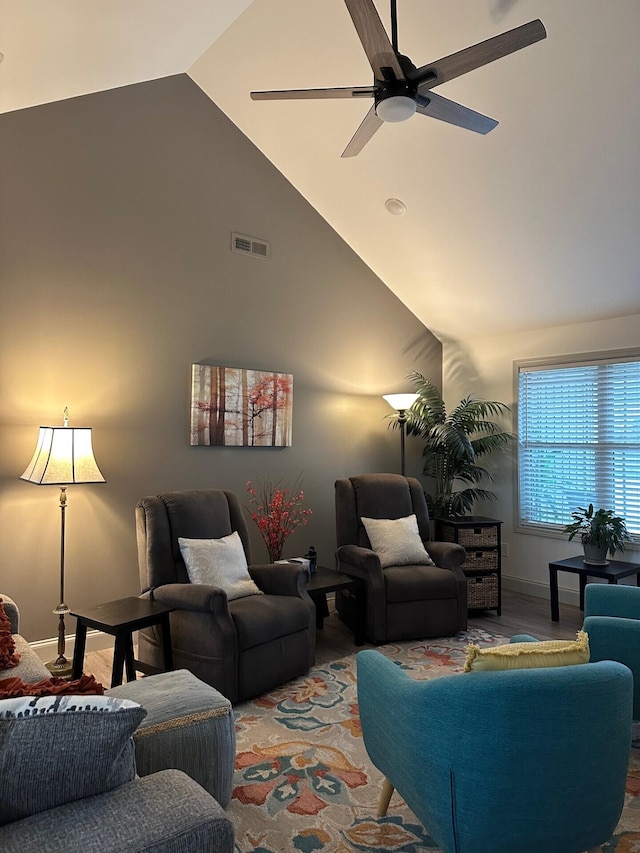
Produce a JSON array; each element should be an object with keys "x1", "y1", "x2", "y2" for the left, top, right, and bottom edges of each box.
[
  {"x1": 108, "y1": 669, "x2": 236, "y2": 808},
  {"x1": 361, "y1": 514, "x2": 435, "y2": 568},
  {"x1": 463, "y1": 630, "x2": 590, "y2": 672},
  {"x1": 8, "y1": 635, "x2": 49, "y2": 683},
  {"x1": 0, "y1": 694, "x2": 145, "y2": 825},
  {"x1": 179, "y1": 532, "x2": 262, "y2": 600},
  {"x1": 231, "y1": 594, "x2": 310, "y2": 651},
  {"x1": 0, "y1": 770, "x2": 235, "y2": 853},
  {"x1": 384, "y1": 564, "x2": 459, "y2": 603}
]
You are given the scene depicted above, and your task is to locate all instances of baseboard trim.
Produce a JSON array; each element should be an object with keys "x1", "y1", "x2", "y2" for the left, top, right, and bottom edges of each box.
[
  {"x1": 29, "y1": 629, "x2": 113, "y2": 664},
  {"x1": 502, "y1": 574, "x2": 580, "y2": 607}
]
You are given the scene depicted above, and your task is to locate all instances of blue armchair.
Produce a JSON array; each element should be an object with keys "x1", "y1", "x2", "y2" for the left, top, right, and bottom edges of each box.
[
  {"x1": 584, "y1": 582, "x2": 640, "y2": 719},
  {"x1": 357, "y1": 649, "x2": 632, "y2": 853}
]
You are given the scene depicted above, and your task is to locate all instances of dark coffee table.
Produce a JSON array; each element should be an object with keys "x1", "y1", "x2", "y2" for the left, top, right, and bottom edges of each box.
[
  {"x1": 548, "y1": 555, "x2": 640, "y2": 621},
  {"x1": 306, "y1": 565, "x2": 365, "y2": 646},
  {"x1": 71, "y1": 596, "x2": 174, "y2": 687}
]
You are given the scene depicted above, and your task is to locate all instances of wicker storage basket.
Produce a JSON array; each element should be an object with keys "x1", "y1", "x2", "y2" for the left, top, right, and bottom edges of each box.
[
  {"x1": 467, "y1": 574, "x2": 499, "y2": 609},
  {"x1": 462, "y1": 550, "x2": 499, "y2": 574},
  {"x1": 445, "y1": 525, "x2": 498, "y2": 548}
]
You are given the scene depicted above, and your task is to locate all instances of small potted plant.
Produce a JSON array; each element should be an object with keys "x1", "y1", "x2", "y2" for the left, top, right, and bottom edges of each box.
[{"x1": 563, "y1": 503, "x2": 631, "y2": 565}]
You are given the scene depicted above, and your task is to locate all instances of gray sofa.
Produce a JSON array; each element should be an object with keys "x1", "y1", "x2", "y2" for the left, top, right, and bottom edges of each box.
[
  {"x1": 0, "y1": 595, "x2": 234, "y2": 853},
  {"x1": 2, "y1": 595, "x2": 51, "y2": 683}
]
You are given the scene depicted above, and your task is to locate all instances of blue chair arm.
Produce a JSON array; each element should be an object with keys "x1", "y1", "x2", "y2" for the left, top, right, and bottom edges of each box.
[
  {"x1": 585, "y1": 583, "x2": 640, "y2": 619},
  {"x1": 584, "y1": 613, "x2": 640, "y2": 719},
  {"x1": 509, "y1": 634, "x2": 539, "y2": 643},
  {"x1": 356, "y1": 650, "x2": 461, "y2": 853}
]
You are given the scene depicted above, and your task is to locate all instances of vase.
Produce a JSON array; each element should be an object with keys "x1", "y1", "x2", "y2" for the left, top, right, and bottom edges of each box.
[{"x1": 582, "y1": 542, "x2": 609, "y2": 566}]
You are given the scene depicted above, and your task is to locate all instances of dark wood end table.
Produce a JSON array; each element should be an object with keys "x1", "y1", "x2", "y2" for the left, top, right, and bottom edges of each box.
[
  {"x1": 548, "y1": 556, "x2": 640, "y2": 621},
  {"x1": 71, "y1": 596, "x2": 174, "y2": 687},
  {"x1": 306, "y1": 566, "x2": 365, "y2": 646}
]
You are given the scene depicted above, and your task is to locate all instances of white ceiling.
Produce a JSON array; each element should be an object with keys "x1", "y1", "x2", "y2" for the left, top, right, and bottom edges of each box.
[
  {"x1": 0, "y1": 1, "x2": 252, "y2": 113},
  {"x1": 3, "y1": 0, "x2": 639, "y2": 341}
]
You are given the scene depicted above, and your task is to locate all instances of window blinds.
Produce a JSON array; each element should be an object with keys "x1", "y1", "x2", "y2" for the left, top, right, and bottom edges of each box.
[{"x1": 518, "y1": 355, "x2": 640, "y2": 539}]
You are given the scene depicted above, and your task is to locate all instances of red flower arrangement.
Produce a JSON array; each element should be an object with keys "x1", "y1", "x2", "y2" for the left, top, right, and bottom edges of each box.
[{"x1": 246, "y1": 477, "x2": 312, "y2": 563}]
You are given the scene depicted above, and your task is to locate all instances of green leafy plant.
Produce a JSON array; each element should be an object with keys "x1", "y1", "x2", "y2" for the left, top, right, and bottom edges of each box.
[
  {"x1": 396, "y1": 371, "x2": 512, "y2": 518},
  {"x1": 563, "y1": 503, "x2": 631, "y2": 557}
]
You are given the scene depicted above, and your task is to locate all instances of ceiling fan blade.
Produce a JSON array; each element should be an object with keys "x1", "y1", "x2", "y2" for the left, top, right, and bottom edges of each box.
[
  {"x1": 410, "y1": 19, "x2": 546, "y2": 92},
  {"x1": 344, "y1": 0, "x2": 404, "y2": 81},
  {"x1": 416, "y1": 91, "x2": 498, "y2": 134},
  {"x1": 341, "y1": 105, "x2": 384, "y2": 157},
  {"x1": 251, "y1": 85, "x2": 376, "y2": 101}
]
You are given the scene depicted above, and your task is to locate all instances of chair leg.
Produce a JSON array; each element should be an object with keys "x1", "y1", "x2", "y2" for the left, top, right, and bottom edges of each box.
[{"x1": 377, "y1": 777, "x2": 395, "y2": 817}]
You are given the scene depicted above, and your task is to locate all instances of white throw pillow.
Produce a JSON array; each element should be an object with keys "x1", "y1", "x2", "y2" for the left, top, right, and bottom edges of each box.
[
  {"x1": 361, "y1": 514, "x2": 435, "y2": 568},
  {"x1": 178, "y1": 532, "x2": 262, "y2": 600}
]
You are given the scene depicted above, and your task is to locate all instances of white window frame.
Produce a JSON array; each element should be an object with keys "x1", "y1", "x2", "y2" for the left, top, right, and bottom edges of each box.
[{"x1": 514, "y1": 348, "x2": 640, "y2": 544}]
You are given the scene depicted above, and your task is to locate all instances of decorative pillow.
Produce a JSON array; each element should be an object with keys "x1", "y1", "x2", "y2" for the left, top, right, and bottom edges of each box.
[
  {"x1": 463, "y1": 630, "x2": 590, "y2": 672},
  {"x1": 178, "y1": 531, "x2": 262, "y2": 600},
  {"x1": 0, "y1": 673, "x2": 104, "y2": 699},
  {"x1": 0, "y1": 598, "x2": 20, "y2": 671},
  {"x1": 361, "y1": 514, "x2": 435, "y2": 568},
  {"x1": 0, "y1": 694, "x2": 145, "y2": 825}
]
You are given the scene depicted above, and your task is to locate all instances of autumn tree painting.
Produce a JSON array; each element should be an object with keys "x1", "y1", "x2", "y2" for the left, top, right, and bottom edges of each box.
[{"x1": 190, "y1": 365, "x2": 293, "y2": 447}]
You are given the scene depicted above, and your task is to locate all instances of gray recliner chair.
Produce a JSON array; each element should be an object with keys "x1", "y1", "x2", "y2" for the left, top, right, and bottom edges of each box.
[
  {"x1": 335, "y1": 474, "x2": 467, "y2": 644},
  {"x1": 136, "y1": 489, "x2": 315, "y2": 703}
]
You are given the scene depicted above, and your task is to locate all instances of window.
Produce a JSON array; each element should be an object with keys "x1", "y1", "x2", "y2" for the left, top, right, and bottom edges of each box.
[{"x1": 516, "y1": 350, "x2": 640, "y2": 541}]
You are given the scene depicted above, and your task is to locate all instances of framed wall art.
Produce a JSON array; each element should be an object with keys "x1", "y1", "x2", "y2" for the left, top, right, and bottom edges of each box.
[{"x1": 190, "y1": 364, "x2": 293, "y2": 447}]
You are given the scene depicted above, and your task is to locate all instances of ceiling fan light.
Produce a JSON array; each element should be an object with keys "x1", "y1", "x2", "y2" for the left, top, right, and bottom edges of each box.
[{"x1": 376, "y1": 96, "x2": 416, "y2": 123}]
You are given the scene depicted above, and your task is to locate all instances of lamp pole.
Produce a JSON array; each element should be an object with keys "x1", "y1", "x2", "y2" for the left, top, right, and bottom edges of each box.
[
  {"x1": 382, "y1": 393, "x2": 419, "y2": 477},
  {"x1": 397, "y1": 408, "x2": 408, "y2": 476},
  {"x1": 51, "y1": 485, "x2": 71, "y2": 674}
]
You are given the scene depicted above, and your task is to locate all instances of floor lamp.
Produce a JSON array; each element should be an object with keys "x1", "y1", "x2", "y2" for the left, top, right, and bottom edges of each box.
[
  {"x1": 383, "y1": 393, "x2": 418, "y2": 476},
  {"x1": 20, "y1": 409, "x2": 105, "y2": 677}
]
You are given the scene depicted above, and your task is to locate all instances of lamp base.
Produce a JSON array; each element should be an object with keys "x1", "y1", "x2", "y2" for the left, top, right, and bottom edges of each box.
[{"x1": 45, "y1": 656, "x2": 73, "y2": 679}]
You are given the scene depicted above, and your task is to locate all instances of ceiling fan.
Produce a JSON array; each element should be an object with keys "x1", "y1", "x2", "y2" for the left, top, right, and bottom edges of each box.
[{"x1": 250, "y1": 0, "x2": 546, "y2": 157}]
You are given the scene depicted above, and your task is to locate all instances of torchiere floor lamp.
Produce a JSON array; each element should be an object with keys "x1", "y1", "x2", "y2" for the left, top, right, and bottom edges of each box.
[{"x1": 383, "y1": 393, "x2": 418, "y2": 476}]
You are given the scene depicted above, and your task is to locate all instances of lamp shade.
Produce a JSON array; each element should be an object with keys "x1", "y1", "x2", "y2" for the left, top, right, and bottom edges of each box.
[
  {"x1": 383, "y1": 393, "x2": 419, "y2": 412},
  {"x1": 20, "y1": 426, "x2": 105, "y2": 485}
]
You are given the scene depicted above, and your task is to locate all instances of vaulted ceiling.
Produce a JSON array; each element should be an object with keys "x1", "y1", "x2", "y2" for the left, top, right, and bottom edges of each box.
[{"x1": 2, "y1": 0, "x2": 639, "y2": 341}]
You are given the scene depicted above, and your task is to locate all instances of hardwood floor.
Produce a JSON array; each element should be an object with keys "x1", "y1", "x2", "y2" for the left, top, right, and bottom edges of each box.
[{"x1": 84, "y1": 588, "x2": 584, "y2": 685}]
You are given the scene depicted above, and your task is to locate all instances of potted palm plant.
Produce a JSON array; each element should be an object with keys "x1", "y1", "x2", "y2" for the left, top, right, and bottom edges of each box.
[
  {"x1": 563, "y1": 503, "x2": 631, "y2": 565},
  {"x1": 394, "y1": 371, "x2": 512, "y2": 518}
]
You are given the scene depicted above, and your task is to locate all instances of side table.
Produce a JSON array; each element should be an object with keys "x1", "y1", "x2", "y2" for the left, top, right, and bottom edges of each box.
[
  {"x1": 306, "y1": 566, "x2": 365, "y2": 646},
  {"x1": 548, "y1": 556, "x2": 640, "y2": 621},
  {"x1": 71, "y1": 596, "x2": 174, "y2": 687}
]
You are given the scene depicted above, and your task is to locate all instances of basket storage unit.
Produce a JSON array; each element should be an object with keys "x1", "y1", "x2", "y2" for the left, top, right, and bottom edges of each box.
[{"x1": 436, "y1": 517, "x2": 502, "y2": 614}]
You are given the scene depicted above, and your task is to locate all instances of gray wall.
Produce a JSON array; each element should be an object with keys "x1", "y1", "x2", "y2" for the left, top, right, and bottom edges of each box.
[{"x1": 0, "y1": 74, "x2": 441, "y2": 643}]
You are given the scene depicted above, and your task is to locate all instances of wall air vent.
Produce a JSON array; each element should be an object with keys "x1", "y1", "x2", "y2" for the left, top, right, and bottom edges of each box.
[{"x1": 231, "y1": 232, "x2": 270, "y2": 260}]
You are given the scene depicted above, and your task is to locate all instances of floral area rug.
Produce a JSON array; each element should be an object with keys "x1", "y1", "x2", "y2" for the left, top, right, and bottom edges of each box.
[{"x1": 228, "y1": 627, "x2": 640, "y2": 852}]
